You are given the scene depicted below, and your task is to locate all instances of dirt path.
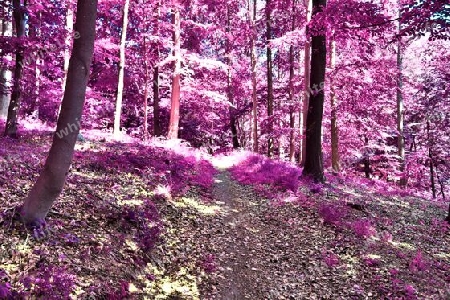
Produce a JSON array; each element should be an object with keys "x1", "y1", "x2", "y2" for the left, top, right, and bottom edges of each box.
[{"x1": 211, "y1": 170, "x2": 262, "y2": 300}]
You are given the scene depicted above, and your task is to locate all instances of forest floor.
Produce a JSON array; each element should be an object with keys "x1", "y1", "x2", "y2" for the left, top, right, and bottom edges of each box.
[{"x1": 0, "y1": 132, "x2": 449, "y2": 299}]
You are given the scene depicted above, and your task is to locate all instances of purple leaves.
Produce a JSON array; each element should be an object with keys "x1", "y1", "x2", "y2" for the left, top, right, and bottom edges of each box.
[
  {"x1": 318, "y1": 203, "x2": 346, "y2": 227},
  {"x1": 200, "y1": 254, "x2": 217, "y2": 273},
  {"x1": 0, "y1": 282, "x2": 11, "y2": 299},
  {"x1": 229, "y1": 153, "x2": 301, "y2": 197},
  {"x1": 322, "y1": 251, "x2": 340, "y2": 268},
  {"x1": 351, "y1": 219, "x2": 376, "y2": 238},
  {"x1": 409, "y1": 251, "x2": 427, "y2": 272},
  {"x1": 29, "y1": 266, "x2": 76, "y2": 299}
]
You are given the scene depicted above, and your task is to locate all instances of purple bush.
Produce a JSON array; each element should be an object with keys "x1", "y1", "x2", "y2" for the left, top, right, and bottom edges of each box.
[
  {"x1": 229, "y1": 154, "x2": 301, "y2": 197},
  {"x1": 122, "y1": 199, "x2": 161, "y2": 253},
  {"x1": 318, "y1": 203, "x2": 346, "y2": 226},
  {"x1": 80, "y1": 143, "x2": 217, "y2": 197},
  {"x1": 200, "y1": 254, "x2": 217, "y2": 273},
  {"x1": 31, "y1": 266, "x2": 76, "y2": 299},
  {"x1": 352, "y1": 219, "x2": 376, "y2": 238},
  {"x1": 322, "y1": 251, "x2": 340, "y2": 268},
  {"x1": 409, "y1": 251, "x2": 427, "y2": 272},
  {"x1": 0, "y1": 283, "x2": 11, "y2": 298}
]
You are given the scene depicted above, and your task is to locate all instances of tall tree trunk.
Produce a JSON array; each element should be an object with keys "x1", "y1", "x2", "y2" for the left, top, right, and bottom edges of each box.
[
  {"x1": 329, "y1": 33, "x2": 340, "y2": 172},
  {"x1": 266, "y1": 0, "x2": 274, "y2": 157},
  {"x1": 397, "y1": 1, "x2": 406, "y2": 185},
  {"x1": 427, "y1": 119, "x2": 436, "y2": 198},
  {"x1": 4, "y1": 0, "x2": 26, "y2": 138},
  {"x1": 288, "y1": 0, "x2": 296, "y2": 162},
  {"x1": 56, "y1": 3, "x2": 74, "y2": 118},
  {"x1": 302, "y1": 0, "x2": 327, "y2": 182},
  {"x1": 167, "y1": 4, "x2": 181, "y2": 139},
  {"x1": 153, "y1": 1, "x2": 161, "y2": 137},
  {"x1": 227, "y1": 6, "x2": 240, "y2": 149},
  {"x1": 250, "y1": 0, "x2": 258, "y2": 152},
  {"x1": 143, "y1": 36, "x2": 149, "y2": 141},
  {"x1": 113, "y1": 0, "x2": 130, "y2": 139},
  {"x1": 435, "y1": 166, "x2": 446, "y2": 200},
  {"x1": 300, "y1": 0, "x2": 312, "y2": 165},
  {"x1": 20, "y1": 0, "x2": 98, "y2": 229},
  {"x1": 363, "y1": 135, "x2": 371, "y2": 179},
  {"x1": 0, "y1": 4, "x2": 12, "y2": 119},
  {"x1": 62, "y1": 1, "x2": 74, "y2": 91}
]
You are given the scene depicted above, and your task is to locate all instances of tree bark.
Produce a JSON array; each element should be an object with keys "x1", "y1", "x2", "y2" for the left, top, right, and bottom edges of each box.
[
  {"x1": 20, "y1": 0, "x2": 98, "y2": 228},
  {"x1": 4, "y1": 0, "x2": 26, "y2": 138},
  {"x1": 302, "y1": 0, "x2": 327, "y2": 182},
  {"x1": 329, "y1": 34, "x2": 340, "y2": 172},
  {"x1": 397, "y1": 1, "x2": 406, "y2": 186},
  {"x1": 62, "y1": 1, "x2": 74, "y2": 91},
  {"x1": 266, "y1": 0, "x2": 274, "y2": 157},
  {"x1": 226, "y1": 6, "x2": 240, "y2": 149},
  {"x1": 288, "y1": 0, "x2": 296, "y2": 162},
  {"x1": 363, "y1": 135, "x2": 371, "y2": 179},
  {"x1": 113, "y1": 0, "x2": 130, "y2": 139},
  {"x1": 300, "y1": 0, "x2": 312, "y2": 165},
  {"x1": 153, "y1": 1, "x2": 161, "y2": 137},
  {"x1": 249, "y1": 0, "x2": 258, "y2": 152},
  {"x1": 0, "y1": 4, "x2": 12, "y2": 119},
  {"x1": 167, "y1": 4, "x2": 181, "y2": 139},
  {"x1": 427, "y1": 119, "x2": 436, "y2": 198},
  {"x1": 143, "y1": 35, "x2": 149, "y2": 141}
]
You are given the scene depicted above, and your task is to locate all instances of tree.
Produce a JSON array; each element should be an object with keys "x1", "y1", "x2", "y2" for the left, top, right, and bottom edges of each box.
[
  {"x1": 167, "y1": 3, "x2": 181, "y2": 139},
  {"x1": 113, "y1": 0, "x2": 130, "y2": 139},
  {"x1": 300, "y1": 0, "x2": 312, "y2": 165},
  {"x1": 20, "y1": 0, "x2": 98, "y2": 231},
  {"x1": 153, "y1": 0, "x2": 161, "y2": 137},
  {"x1": 266, "y1": 0, "x2": 274, "y2": 157},
  {"x1": 302, "y1": 0, "x2": 326, "y2": 182},
  {"x1": 226, "y1": 5, "x2": 240, "y2": 149},
  {"x1": 329, "y1": 32, "x2": 339, "y2": 172},
  {"x1": 288, "y1": 0, "x2": 297, "y2": 162},
  {"x1": 4, "y1": 0, "x2": 26, "y2": 138},
  {"x1": 397, "y1": 0, "x2": 406, "y2": 185},
  {"x1": 0, "y1": 1, "x2": 12, "y2": 119},
  {"x1": 249, "y1": 0, "x2": 258, "y2": 152}
]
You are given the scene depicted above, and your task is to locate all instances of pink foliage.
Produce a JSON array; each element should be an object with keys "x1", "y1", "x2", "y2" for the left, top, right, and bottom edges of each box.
[
  {"x1": 409, "y1": 251, "x2": 428, "y2": 272},
  {"x1": 318, "y1": 203, "x2": 346, "y2": 227},
  {"x1": 229, "y1": 153, "x2": 301, "y2": 197},
  {"x1": 322, "y1": 251, "x2": 340, "y2": 268},
  {"x1": 351, "y1": 219, "x2": 376, "y2": 238}
]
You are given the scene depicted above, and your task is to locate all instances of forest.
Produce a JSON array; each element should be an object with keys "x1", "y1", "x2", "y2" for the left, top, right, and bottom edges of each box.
[{"x1": 0, "y1": 0, "x2": 449, "y2": 298}]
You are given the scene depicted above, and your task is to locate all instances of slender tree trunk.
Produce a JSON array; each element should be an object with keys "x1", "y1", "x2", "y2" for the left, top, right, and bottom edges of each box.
[
  {"x1": 143, "y1": 36, "x2": 149, "y2": 141},
  {"x1": 153, "y1": 1, "x2": 161, "y2": 136},
  {"x1": 250, "y1": 0, "x2": 258, "y2": 152},
  {"x1": 435, "y1": 167, "x2": 446, "y2": 200},
  {"x1": 4, "y1": 0, "x2": 26, "y2": 138},
  {"x1": 397, "y1": 2, "x2": 406, "y2": 186},
  {"x1": 62, "y1": 1, "x2": 74, "y2": 91},
  {"x1": 288, "y1": 0, "x2": 296, "y2": 162},
  {"x1": 20, "y1": 0, "x2": 98, "y2": 228},
  {"x1": 167, "y1": 4, "x2": 181, "y2": 139},
  {"x1": 302, "y1": 0, "x2": 327, "y2": 182},
  {"x1": 329, "y1": 34, "x2": 340, "y2": 172},
  {"x1": 427, "y1": 119, "x2": 436, "y2": 198},
  {"x1": 0, "y1": 5, "x2": 12, "y2": 119},
  {"x1": 227, "y1": 6, "x2": 240, "y2": 149},
  {"x1": 266, "y1": 0, "x2": 274, "y2": 157},
  {"x1": 300, "y1": 0, "x2": 312, "y2": 165},
  {"x1": 113, "y1": 0, "x2": 130, "y2": 139},
  {"x1": 363, "y1": 135, "x2": 371, "y2": 179}
]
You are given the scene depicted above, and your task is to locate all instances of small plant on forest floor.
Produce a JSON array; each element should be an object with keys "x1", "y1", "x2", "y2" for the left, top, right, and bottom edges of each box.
[
  {"x1": 351, "y1": 219, "x2": 376, "y2": 238},
  {"x1": 318, "y1": 203, "x2": 346, "y2": 227}
]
